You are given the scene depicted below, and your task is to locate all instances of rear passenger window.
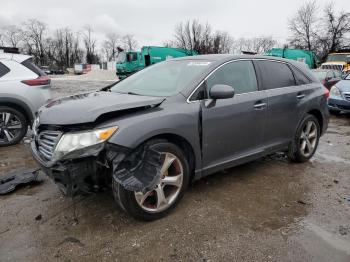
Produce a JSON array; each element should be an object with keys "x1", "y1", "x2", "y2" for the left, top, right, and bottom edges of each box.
[
  {"x1": 0, "y1": 62, "x2": 10, "y2": 78},
  {"x1": 206, "y1": 60, "x2": 258, "y2": 95},
  {"x1": 256, "y1": 61, "x2": 296, "y2": 89}
]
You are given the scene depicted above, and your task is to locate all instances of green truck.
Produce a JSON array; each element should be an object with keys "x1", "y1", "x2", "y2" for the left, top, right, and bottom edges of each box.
[
  {"x1": 116, "y1": 46, "x2": 198, "y2": 78},
  {"x1": 265, "y1": 48, "x2": 318, "y2": 69}
]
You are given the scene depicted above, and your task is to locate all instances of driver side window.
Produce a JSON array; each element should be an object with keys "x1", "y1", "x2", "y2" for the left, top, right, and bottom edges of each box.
[{"x1": 206, "y1": 60, "x2": 258, "y2": 96}]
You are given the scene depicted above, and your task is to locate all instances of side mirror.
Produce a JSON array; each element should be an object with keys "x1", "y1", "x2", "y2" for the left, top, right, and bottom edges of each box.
[{"x1": 209, "y1": 84, "x2": 235, "y2": 100}]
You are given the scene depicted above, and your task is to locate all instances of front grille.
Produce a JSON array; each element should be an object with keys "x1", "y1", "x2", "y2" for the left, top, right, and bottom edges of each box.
[
  {"x1": 37, "y1": 131, "x2": 62, "y2": 161},
  {"x1": 321, "y1": 64, "x2": 344, "y2": 71},
  {"x1": 343, "y1": 92, "x2": 350, "y2": 102}
]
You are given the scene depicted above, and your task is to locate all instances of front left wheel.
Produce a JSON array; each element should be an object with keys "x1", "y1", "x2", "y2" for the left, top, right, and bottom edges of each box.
[
  {"x1": 113, "y1": 140, "x2": 190, "y2": 221},
  {"x1": 0, "y1": 106, "x2": 28, "y2": 147}
]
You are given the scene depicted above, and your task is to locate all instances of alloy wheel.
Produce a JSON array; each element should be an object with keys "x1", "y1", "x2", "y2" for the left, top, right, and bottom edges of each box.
[
  {"x1": 134, "y1": 152, "x2": 184, "y2": 213},
  {"x1": 0, "y1": 112, "x2": 24, "y2": 144},
  {"x1": 299, "y1": 120, "x2": 318, "y2": 157}
]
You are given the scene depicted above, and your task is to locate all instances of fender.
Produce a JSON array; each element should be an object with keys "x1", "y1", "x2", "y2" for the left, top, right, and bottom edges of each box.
[
  {"x1": 106, "y1": 102, "x2": 202, "y2": 172},
  {"x1": 0, "y1": 97, "x2": 34, "y2": 122}
]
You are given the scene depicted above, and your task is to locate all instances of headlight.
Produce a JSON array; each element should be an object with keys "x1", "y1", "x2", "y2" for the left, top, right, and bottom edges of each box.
[
  {"x1": 52, "y1": 126, "x2": 118, "y2": 160},
  {"x1": 330, "y1": 86, "x2": 341, "y2": 97}
]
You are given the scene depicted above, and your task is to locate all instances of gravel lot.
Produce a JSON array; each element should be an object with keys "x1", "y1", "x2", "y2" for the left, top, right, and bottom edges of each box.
[{"x1": 0, "y1": 76, "x2": 350, "y2": 262}]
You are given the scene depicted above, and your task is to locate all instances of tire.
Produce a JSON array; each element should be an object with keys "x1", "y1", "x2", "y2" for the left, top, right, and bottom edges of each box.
[
  {"x1": 112, "y1": 140, "x2": 190, "y2": 221},
  {"x1": 0, "y1": 106, "x2": 28, "y2": 147},
  {"x1": 288, "y1": 114, "x2": 320, "y2": 163}
]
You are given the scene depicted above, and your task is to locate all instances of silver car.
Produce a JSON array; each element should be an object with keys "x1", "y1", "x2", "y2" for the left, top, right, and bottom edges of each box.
[{"x1": 0, "y1": 51, "x2": 51, "y2": 146}]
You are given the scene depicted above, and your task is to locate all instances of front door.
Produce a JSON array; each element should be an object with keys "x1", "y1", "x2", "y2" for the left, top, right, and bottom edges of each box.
[{"x1": 201, "y1": 60, "x2": 267, "y2": 174}]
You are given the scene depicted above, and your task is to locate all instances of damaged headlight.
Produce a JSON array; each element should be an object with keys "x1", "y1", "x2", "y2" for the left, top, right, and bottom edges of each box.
[{"x1": 52, "y1": 126, "x2": 118, "y2": 161}]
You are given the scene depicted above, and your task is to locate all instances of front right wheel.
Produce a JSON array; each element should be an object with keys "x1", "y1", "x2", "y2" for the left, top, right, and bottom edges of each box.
[
  {"x1": 112, "y1": 140, "x2": 190, "y2": 221},
  {"x1": 288, "y1": 114, "x2": 320, "y2": 163},
  {"x1": 0, "y1": 106, "x2": 28, "y2": 147}
]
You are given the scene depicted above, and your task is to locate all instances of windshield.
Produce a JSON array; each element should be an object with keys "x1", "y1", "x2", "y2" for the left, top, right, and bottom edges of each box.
[
  {"x1": 326, "y1": 54, "x2": 350, "y2": 62},
  {"x1": 111, "y1": 60, "x2": 211, "y2": 97},
  {"x1": 116, "y1": 52, "x2": 126, "y2": 63}
]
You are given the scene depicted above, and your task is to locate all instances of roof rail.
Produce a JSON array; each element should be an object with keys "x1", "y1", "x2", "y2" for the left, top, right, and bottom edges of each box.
[{"x1": 0, "y1": 46, "x2": 20, "y2": 54}]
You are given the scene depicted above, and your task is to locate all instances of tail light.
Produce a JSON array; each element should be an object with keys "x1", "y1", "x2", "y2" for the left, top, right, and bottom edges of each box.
[
  {"x1": 324, "y1": 87, "x2": 330, "y2": 98},
  {"x1": 21, "y1": 75, "x2": 50, "y2": 86}
]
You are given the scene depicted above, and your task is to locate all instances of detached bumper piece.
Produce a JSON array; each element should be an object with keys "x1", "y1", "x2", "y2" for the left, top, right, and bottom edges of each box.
[
  {"x1": 107, "y1": 144, "x2": 162, "y2": 194},
  {"x1": 0, "y1": 168, "x2": 41, "y2": 195}
]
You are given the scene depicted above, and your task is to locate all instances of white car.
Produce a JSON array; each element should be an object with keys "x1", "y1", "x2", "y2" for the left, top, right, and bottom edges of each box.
[{"x1": 0, "y1": 49, "x2": 51, "y2": 146}]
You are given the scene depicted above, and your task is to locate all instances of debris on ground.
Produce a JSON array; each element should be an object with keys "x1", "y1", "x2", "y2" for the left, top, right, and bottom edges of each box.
[
  {"x1": 59, "y1": 236, "x2": 84, "y2": 247},
  {"x1": 297, "y1": 200, "x2": 308, "y2": 205},
  {"x1": 35, "y1": 214, "x2": 42, "y2": 221},
  {"x1": 0, "y1": 168, "x2": 41, "y2": 195}
]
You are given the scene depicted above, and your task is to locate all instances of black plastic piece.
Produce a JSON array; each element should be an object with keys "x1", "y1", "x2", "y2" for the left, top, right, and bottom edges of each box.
[{"x1": 0, "y1": 168, "x2": 41, "y2": 195}]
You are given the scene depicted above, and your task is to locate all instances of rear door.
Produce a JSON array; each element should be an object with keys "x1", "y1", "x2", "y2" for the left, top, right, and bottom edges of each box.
[
  {"x1": 254, "y1": 60, "x2": 309, "y2": 148},
  {"x1": 201, "y1": 60, "x2": 268, "y2": 173}
]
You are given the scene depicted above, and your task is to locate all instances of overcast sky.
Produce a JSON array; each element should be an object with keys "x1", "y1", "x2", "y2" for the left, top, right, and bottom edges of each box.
[{"x1": 1, "y1": 0, "x2": 349, "y2": 48}]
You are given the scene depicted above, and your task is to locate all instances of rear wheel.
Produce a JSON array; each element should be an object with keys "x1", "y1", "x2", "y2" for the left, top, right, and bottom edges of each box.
[
  {"x1": 0, "y1": 106, "x2": 28, "y2": 147},
  {"x1": 113, "y1": 140, "x2": 190, "y2": 221},
  {"x1": 288, "y1": 114, "x2": 320, "y2": 163}
]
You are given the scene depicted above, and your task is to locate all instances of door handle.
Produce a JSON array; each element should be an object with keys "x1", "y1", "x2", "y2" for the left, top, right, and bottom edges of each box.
[
  {"x1": 254, "y1": 102, "x2": 267, "y2": 110},
  {"x1": 297, "y1": 93, "x2": 305, "y2": 99}
]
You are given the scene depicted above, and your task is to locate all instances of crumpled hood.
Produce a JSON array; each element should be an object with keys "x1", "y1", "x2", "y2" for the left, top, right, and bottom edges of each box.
[
  {"x1": 38, "y1": 91, "x2": 165, "y2": 125},
  {"x1": 335, "y1": 80, "x2": 350, "y2": 92}
]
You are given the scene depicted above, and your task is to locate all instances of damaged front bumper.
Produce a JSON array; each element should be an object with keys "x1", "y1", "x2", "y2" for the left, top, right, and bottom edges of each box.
[{"x1": 30, "y1": 141, "x2": 162, "y2": 197}]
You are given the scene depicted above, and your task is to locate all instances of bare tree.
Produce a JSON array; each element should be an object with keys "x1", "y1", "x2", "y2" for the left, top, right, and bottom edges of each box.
[
  {"x1": 321, "y1": 3, "x2": 350, "y2": 54},
  {"x1": 102, "y1": 33, "x2": 120, "y2": 61},
  {"x1": 0, "y1": 31, "x2": 4, "y2": 46},
  {"x1": 22, "y1": 19, "x2": 47, "y2": 65},
  {"x1": 171, "y1": 20, "x2": 233, "y2": 54},
  {"x1": 232, "y1": 36, "x2": 276, "y2": 54},
  {"x1": 288, "y1": 0, "x2": 318, "y2": 51},
  {"x1": 211, "y1": 31, "x2": 234, "y2": 54},
  {"x1": 1, "y1": 25, "x2": 24, "y2": 47},
  {"x1": 122, "y1": 34, "x2": 138, "y2": 51},
  {"x1": 82, "y1": 25, "x2": 99, "y2": 64},
  {"x1": 48, "y1": 28, "x2": 83, "y2": 68}
]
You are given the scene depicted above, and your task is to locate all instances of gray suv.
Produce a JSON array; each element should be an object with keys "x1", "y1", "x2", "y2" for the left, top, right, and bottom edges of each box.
[{"x1": 31, "y1": 55, "x2": 329, "y2": 220}]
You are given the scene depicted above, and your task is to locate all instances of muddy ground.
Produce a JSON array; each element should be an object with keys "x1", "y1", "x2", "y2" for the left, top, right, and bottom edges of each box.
[{"x1": 0, "y1": 78, "x2": 350, "y2": 262}]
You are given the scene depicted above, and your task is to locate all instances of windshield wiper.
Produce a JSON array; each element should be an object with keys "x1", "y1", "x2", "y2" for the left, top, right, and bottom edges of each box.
[{"x1": 100, "y1": 81, "x2": 119, "y2": 91}]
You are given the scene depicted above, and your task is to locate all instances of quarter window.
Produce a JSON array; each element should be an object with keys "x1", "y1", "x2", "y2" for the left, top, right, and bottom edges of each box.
[
  {"x1": 206, "y1": 60, "x2": 258, "y2": 95},
  {"x1": 256, "y1": 61, "x2": 296, "y2": 89},
  {"x1": 0, "y1": 62, "x2": 10, "y2": 78},
  {"x1": 292, "y1": 67, "x2": 312, "y2": 85}
]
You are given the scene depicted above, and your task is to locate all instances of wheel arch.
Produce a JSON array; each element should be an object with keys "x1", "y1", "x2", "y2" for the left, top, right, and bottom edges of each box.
[
  {"x1": 307, "y1": 109, "x2": 323, "y2": 133},
  {"x1": 143, "y1": 133, "x2": 197, "y2": 182},
  {"x1": 0, "y1": 97, "x2": 33, "y2": 124}
]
